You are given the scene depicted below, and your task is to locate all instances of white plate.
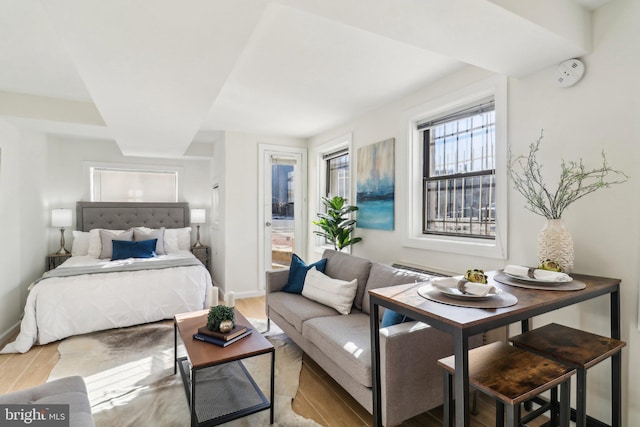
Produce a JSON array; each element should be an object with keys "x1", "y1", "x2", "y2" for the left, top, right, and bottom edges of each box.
[
  {"x1": 435, "y1": 286, "x2": 500, "y2": 300},
  {"x1": 504, "y1": 272, "x2": 570, "y2": 284}
]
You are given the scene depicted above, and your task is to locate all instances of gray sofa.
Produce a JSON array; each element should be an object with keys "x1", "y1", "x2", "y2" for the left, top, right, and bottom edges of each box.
[
  {"x1": 0, "y1": 376, "x2": 94, "y2": 427},
  {"x1": 266, "y1": 249, "x2": 484, "y2": 426}
]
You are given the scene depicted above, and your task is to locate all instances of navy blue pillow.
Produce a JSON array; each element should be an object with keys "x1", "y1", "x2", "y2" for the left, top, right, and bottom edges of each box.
[
  {"x1": 381, "y1": 309, "x2": 414, "y2": 327},
  {"x1": 112, "y1": 239, "x2": 158, "y2": 261},
  {"x1": 282, "y1": 254, "x2": 328, "y2": 294}
]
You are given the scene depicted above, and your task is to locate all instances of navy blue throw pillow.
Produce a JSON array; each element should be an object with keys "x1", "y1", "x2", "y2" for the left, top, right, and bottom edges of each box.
[
  {"x1": 112, "y1": 239, "x2": 158, "y2": 261},
  {"x1": 282, "y1": 254, "x2": 328, "y2": 294},
  {"x1": 381, "y1": 309, "x2": 414, "y2": 327}
]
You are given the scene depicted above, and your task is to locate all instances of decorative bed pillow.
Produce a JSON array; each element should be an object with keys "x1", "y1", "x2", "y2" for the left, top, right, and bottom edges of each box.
[
  {"x1": 134, "y1": 227, "x2": 166, "y2": 255},
  {"x1": 302, "y1": 267, "x2": 358, "y2": 315},
  {"x1": 71, "y1": 231, "x2": 91, "y2": 256},
  {"x1": 88, "y1": 229, "x2": 124, "y2": 258},
  {"x1": 164, "y1": 227, "x2": 192, "y2": 252},
  {"x1": 99, "y1": 229, "x2": 134, "y2": 259},
  {"x1": 282, "y1": 253, "x2": 328, "y2": 294},
  {"x1": 111, "y1": 239, "x2": 158, "y2": 261}
]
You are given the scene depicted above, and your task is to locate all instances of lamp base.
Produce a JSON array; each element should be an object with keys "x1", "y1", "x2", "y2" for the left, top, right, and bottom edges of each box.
[
  {"x1": 192, "y1": 224, "x2": 204, "y2": 248},
  {"x1": 56, "y1": 227, "x2": 69, "y2": 255}
]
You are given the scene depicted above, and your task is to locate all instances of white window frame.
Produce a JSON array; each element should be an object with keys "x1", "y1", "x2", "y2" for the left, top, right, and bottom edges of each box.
[
  {"x1": 402, "y1": 76, "x2": 508, "y2": 259},
  {"x1": 314, "y1": 133, "x2": 353, "y2": 252},
  {"x1": 83, "y1": 161, "x2": 184, "y2": 202}
]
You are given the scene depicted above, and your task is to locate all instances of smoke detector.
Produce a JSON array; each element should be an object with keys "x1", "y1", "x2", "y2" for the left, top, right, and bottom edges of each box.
[{"x1": 555, "y1": 59, "x2": 585, "y2": 88}]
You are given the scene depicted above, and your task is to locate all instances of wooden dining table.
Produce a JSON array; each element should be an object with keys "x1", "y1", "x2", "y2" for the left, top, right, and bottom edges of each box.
[{"x1": 368, "y1": 270, "x2": 621, "y2": 427}]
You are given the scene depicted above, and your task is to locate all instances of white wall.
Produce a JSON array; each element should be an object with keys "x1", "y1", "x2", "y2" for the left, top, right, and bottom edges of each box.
[
  {"x1": 220, "y1": 132, "x2": 306, "y2": 298},
  {"x1": 45, "y1": 136, "x2": 213, "y2": 252},
  {"x1": 0, "y1": 122, "x2": 49, "y2": 343},
  {"x1": 307, "y1": 0, "x2": 639, "y2": 423},
  {"x1": 210, "y1": 136, "x2": 226, "y2": 291}
]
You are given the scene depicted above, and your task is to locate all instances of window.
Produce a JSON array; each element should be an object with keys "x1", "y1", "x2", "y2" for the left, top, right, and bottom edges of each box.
[
  {"x1": 87, "y1": 163, "x2": 181, "y2": 202},
  {"x1": 324, "y1": 148, "x2": 350, "y2": 200},
  {"x1": 315, "y1": 134, "x2": 352, "y2": 250},
  {"x1": 420, "y1": 98, "x2": 495, "y2": 238},
  {"x1": 403, "y1": 76, "x2": 507, "y2": 259}
]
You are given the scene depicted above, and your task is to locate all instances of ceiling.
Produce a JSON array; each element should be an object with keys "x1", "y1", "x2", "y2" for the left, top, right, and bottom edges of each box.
[{"x1": 0, "y1": 0, "x2": 610, "y2": 157}]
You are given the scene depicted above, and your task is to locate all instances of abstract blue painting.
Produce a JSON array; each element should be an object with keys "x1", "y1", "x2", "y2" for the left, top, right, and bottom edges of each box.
[{"x1": 356, "y1": 138, "x2": 395, "y2": 230}]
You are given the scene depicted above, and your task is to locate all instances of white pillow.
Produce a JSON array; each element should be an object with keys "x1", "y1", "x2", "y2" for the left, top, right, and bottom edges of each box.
[
  {"x1": 164, "y1": 227, "x2": 192, "y2": 253},
  {"x1": 133, "y1": 227, "x2": 166, "y2": 255},
  {"x1": 87, "y1": 228, "x2": 126, "y2": 258},
  {"x1": 99, "y1": 228, "x2": 134, "y2": 259},
  {"x1": 302, "y1": 267, "x2": 358, "y2": 315},
  {"x1": 71, "y1": 231, "x2": 91, "y2": 256}
]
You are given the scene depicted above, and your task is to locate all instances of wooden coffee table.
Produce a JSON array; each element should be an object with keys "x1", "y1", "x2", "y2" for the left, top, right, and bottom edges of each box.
[{"x1": 174, "y1": 309, "x2": 275, "y2": 426}]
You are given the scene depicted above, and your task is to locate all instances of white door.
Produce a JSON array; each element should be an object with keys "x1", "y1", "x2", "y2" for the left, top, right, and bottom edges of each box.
[{"x1": 258, "y1": 145, "x2": 306, "y2": 290}]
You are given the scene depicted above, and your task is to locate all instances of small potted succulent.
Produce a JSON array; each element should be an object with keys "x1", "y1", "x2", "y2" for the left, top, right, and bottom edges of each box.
[{"x1": 206, "y1": 305, "x2": 235, "y2": 333}]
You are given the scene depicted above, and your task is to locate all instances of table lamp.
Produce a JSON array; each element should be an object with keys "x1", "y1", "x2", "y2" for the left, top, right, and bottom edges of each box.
[
  {"x1": 52, "y1": 208, "x2": 73, "y2": 254},
  {"x1": 191, "y1": 209, "x2": 206, "y2": 248}
]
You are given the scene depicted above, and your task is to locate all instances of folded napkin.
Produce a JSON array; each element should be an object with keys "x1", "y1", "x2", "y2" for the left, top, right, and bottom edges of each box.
[
  {"x1": 431, "y1": 276, "x2": 501, "y2": 297},
  {"x1": 503, "y1": 265, "x2": 572, "y2": 282}
]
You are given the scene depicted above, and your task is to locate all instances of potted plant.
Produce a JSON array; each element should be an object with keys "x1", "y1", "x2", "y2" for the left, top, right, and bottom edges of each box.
[
  {"x1": 508, "y1": 131, "x2": 628, "y2": 271},
  {"x1": 206, "y1": 305, "x2": 235, "y2": 333},
  {"x1": 313, "y1": 196, "x2": 362, "y2": 251}
]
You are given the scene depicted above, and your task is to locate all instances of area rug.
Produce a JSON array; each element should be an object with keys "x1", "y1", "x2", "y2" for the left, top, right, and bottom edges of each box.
[{"x1": 48, "y1": 319, "x2": 320, "y2": 427}]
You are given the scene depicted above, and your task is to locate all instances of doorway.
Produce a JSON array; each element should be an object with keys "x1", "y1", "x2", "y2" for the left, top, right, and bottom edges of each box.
[{"x1": 258, "y1": 145, "x2": 306, "y2": 290}]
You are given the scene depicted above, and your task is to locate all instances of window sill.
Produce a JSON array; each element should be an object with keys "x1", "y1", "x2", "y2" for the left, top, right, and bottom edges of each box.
[{"x1": 403, "y1": 234, "x2": 506, "y2": 259}]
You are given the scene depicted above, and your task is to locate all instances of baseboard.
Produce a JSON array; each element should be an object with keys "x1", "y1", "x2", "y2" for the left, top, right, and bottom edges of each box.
[
  {"x1": 0, "y1": 321, "x2": 21, "y2": 348},
  {"x1": 234, "y1": 290, "x2": 266, "y2": 299}
]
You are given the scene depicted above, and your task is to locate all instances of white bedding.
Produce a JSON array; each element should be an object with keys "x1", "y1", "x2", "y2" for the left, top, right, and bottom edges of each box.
[{"x1": 1, "y1": 251, "x2": 211, "y2": 353}]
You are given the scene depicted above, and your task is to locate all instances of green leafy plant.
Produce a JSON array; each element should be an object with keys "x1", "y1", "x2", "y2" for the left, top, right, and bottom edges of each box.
[
  {"x1": 508, "y1": 131, "x2": 628, "y2": 219},
  {"x1": 313, "y1": 196, "x2": 362, "y2": 251},
  {"x1": 206, "y1": 305, "x2": 235, "y2": 331}
]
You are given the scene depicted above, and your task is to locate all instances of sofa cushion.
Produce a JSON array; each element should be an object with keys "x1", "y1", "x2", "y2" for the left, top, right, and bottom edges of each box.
[
  {"x1": 322, "y1": 249, "x2": 372, "y2": 310},
  {"x1": 303, "y1": 312, "x2": 373, "y2": 388},
  {"x1": 302, "y1": 267, "x2": 358, "y2": 315},
  {"x1": 362, "y1": 263, "x2": 433, "y2": 314},
  {"x1": 282, "y1": 254, "x2": 328, "y2": 294},
  {"x1": 268, "y1": 291, "x2": 339, "y2": 333},
  {"x1": 0, "y1": 376, "x2": 94, "y2": 427}
]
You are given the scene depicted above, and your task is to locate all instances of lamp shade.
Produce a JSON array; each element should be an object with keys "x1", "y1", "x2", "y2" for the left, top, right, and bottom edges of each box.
[
  {"x1": 51, "y1": 209, "x2": 73, "y2": 227},
  {"x1": 190, "y1": 209, "x2": 206, "y2": 224}
]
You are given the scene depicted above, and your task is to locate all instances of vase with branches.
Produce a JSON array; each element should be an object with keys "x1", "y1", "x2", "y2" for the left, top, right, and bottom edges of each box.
[
  {"x1": 508, "y1": 131, "x2": 628, "y2": 271},
  {"x1": 313, "y1": 196, "x2": 362, "y2": 251}
]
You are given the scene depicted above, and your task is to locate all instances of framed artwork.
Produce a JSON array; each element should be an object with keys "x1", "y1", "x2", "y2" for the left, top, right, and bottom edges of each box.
[{"x1": 356, "y1": 138, "x2": 395, "y2": 230}]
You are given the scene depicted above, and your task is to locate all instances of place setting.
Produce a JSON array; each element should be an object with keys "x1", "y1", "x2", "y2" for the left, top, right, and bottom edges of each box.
[
  {"x1": 493, "y1": 261, "x2": 586, "y2": 291},
  {"x1": 417, "y1": 269, "x2": 518, "y2": 308}
]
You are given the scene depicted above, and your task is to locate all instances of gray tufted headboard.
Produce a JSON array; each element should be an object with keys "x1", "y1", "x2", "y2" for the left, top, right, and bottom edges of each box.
[{"x1": 76, "y1": 202, "x2": 190, "y2": 232}]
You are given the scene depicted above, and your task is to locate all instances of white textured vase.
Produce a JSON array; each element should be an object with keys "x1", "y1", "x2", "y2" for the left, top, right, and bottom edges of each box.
[{"x1": 536, "y1": 218, "x2": 574, "y2": 273}]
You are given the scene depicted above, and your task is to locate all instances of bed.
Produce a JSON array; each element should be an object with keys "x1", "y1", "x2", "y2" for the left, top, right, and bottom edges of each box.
[{"x1": 1, "y1": 202, "x2": 212, "y2": 354}]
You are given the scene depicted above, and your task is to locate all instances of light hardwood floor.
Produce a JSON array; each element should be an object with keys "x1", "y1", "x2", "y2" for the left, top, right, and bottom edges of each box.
[{"x1": 1, "y1": 296, "x2": 547, "y2": 426}]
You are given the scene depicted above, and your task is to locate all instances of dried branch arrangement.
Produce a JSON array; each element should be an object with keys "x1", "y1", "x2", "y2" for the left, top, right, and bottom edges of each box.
[{"x1": 508, "y1": 131, "x2": 628, "y2": 219}]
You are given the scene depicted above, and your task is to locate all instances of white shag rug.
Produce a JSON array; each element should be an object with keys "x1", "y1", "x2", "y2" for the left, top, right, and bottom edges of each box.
[{"x1": 48, "y1": 319, "x2": 320, "y2": 427}]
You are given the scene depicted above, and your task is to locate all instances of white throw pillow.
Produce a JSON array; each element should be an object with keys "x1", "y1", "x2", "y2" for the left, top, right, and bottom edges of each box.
[
  {"x1": 302, "y1": 267, "x2": 358, "y2": 315},
  {"x1": 87, "y1": 228, "x2": 126, "y2": 258},
  {"x1": 71, "y1": 231, "x2": 91, "y2": 256},
  {"x1": 133, "y1": 227, "x2": 166, "y2": 255},
  {"x1": 99, "y1": 228, "x2": 134, "y2": 259},
  {"x1": 164, "y1": 227, "x2": 192, "y2": 253}
]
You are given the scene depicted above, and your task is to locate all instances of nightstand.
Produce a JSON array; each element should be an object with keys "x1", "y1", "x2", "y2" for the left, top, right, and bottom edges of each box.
[
  {"x1": 46, "y1": 253, "x2": 72, "y2": 271},
  {"x1": 191, "y1": 245, "x2": 210, "y2": 271}
]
